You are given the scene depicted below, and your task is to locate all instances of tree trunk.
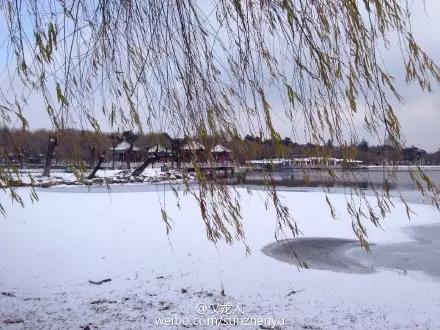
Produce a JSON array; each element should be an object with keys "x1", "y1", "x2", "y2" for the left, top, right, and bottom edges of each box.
[
  {"x1": 89, "y1": 144, "x2": 96, "y2": 167},
  {"x1": 87, "y1": 151, "x2": 106, "y2": 179},
  {"x1": 172, "y1": 141, "x2": 182, "y2": 169},
  {"x1": 132, "y1": 155, "x2": 160, "y2": 177},
  {"x1": 112, "y1": 147, "x2": 115, "y2": 170},
  {"x1": 170, "y1": 147, "x2": 175, "y2": 169},
  {"x1": 126, "y1": 145, "x2": 133, "y2": 169},
  {"x1": 176, "y1": 146, "x2": 182, "y2": 169},
  {"x1": 42, "y1": 135, "x2": 58, "y2": 177},
  {"x1": 177, "y1": 153, "x2": 181, "y2": 169}
]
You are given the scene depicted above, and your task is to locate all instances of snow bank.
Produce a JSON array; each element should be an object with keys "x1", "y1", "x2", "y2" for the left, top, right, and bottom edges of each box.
[{"x1": 5, "y1": 168, "x2": 195, "y2": 188}]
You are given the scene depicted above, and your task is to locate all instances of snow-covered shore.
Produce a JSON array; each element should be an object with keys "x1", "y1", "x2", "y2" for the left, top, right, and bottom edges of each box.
[
  {"x1": 0, "y1": 186, "x2": 440, "y2": 329},
  {"x1": 5, "y1": 168, "x2": 195, "y2": 188}
]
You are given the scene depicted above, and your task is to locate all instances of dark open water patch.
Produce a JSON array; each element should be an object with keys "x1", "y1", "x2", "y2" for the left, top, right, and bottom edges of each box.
[
  {"x1": 262, "y1": 237, "x2": 374, "y2": 274},
  {"x1": 262, "y1": 224, "x2": 440, "y2": 279}
]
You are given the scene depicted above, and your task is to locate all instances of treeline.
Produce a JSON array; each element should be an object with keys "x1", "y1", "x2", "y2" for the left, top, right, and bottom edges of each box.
[
  {"x1": 0, "y1": 128, "x2": 168, "y2": 164},
  {"x1": 240, "y1": 136, "x2": 440, "y2": 165},
  {"x1": 1, "y1": 128, "x2": 440, "y2": 166}
]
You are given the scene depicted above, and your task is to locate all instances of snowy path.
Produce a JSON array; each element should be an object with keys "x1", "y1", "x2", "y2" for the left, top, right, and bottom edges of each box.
[{"x1": 0, "y1": 187, "x2": 440, "y2": 329}]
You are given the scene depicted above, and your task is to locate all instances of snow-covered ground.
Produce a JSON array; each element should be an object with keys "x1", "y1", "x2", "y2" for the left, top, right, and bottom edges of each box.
[
  {"x1": 7, "y1": 168, "x2": 191, "y2": 187},
  {"x1": 0, "y1": 186, "x2": 440, "y2": 329}
]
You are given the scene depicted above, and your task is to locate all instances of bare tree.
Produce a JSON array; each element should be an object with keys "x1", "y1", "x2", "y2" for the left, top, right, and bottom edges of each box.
[
  {"x1": 87, "y1": 150, "x2": 106, "y2": 180},
  {"x1": 88, "y1": 143, "x2": 96, "y2": 167},
  {"x1": 132, "y1": 146, "x2": 160, "y2": 177},
  {"x1": 110, "y1": 134, "x2": 123, "y2": 170},
  {"x1": 42, "y1": 135, "x2": 58, "y2": 177},
  {"x1": 163, "y1": 133, "x2": 185, "y2": 170},
  {"x1": 122, "y1": 131, "x2": 138, "y2": 170}
]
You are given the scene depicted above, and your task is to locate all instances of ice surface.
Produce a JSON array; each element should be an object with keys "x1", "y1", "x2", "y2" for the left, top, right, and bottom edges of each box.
[{"x1": 0, "y1": 187, "x2": 439, "y2": 329}]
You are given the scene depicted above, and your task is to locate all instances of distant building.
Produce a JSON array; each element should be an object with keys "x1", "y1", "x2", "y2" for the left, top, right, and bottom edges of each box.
[
  {"x1": 146, "y1": 144, "x2": 172, "y2": 157},
  {"x1": 146, "y1": 144, "x2": 173, "y2": 166},
  {"x1": 110, "y1": 141, "x2": 141, "y2": 162},
  {"x1": 292, "y1": 157, "x2": 363, "y2": 167},
  {"x1": 211, "y1": 144, "x2": 231, "y2": 163},
  {"x1": 247, "y1": 158, "x2": 292, "y2": 171},
  {"x1": 247, "y1": 157, "x2": 363, "y2": 170},
  {"x1": 180, "y1": 141, "x2": 206, "y2": 163}
]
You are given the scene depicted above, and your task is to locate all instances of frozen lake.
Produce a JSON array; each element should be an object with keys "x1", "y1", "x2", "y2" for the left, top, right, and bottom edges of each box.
[
  {"x1": 234, "y1": 167, "x2": 440, "y2": 190},
  {"x1": 1, "y1": 186, "x2": 440, "y2": 328}
]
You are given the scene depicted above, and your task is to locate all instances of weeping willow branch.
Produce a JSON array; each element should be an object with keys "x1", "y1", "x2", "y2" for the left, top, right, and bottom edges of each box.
[{"x1": 0, "y1": 0, "x2": 439, "y2": 252}]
